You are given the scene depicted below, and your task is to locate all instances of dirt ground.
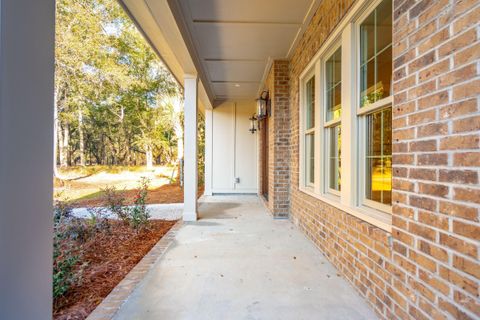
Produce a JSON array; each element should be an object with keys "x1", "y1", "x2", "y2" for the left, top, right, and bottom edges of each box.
[
  {"x1": 53, "y1": 220, "x2": 176, "y2": 320},
  {"x1": 54, "y1": 166, "x2": 203, "y2": 207}
]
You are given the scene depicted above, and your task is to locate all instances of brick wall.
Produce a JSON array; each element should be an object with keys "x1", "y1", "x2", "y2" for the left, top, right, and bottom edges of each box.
[
  {"x1": 262, "y1": 60, "x2": 291, "y2": 218},
  {"x1": 287, "y1": 1, "x2": 396, "y2": 318},
  {"x1": 276, "y1": 0, "x2": 480, "y2": 319},
  {"x1": 391, "y1": 0, "x2": 480, "y2": 318}
]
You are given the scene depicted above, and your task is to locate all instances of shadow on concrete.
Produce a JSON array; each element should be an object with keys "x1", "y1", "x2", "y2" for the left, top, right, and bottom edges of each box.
[{"x1": 198, "y1": 202, "x2": 241, "y2": 220}]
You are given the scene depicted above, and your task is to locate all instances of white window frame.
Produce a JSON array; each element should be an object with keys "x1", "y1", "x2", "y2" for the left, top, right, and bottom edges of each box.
[
  {"x1": 299, "y1": 69, "x2": 317, "y2": 190},
  {"x1": 298, "y1": 0, "x2": 392, "y2": 232},
  {"x1": 321, "y1": 42, "x2": 342, "y2": 198},
  {"x1": 355, "y1": 0, "x2": 393, "y2": 214}
]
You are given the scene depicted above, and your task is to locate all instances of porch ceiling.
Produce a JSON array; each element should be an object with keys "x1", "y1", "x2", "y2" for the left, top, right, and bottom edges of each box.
[
  {"x1": 120, "y1": 0, "x2": 320, "y2": 107},
  {"x1": 168, "y1": 0, "x2": 321, "y2": 104}
]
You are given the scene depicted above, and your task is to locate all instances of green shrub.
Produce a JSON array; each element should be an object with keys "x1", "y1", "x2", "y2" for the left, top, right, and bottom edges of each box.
[
  {"x1": 53, "y1": 199, "x2": 80, "y2": 299},
  {"x1": 129, "y1": 177, "x2": 151, "y2": 229},
  {"x1": 102, "y1": 185, "x2": 130, "y2": 222},
  {"x1": 102, "y1": 177, "x2": 151, "y2": 229},
  {"x1": 53, "y1": 197, "x2": 73, "y2": 224},
  {"x1": 53, "y1": 239, "x2": 78, "y2": 298}
]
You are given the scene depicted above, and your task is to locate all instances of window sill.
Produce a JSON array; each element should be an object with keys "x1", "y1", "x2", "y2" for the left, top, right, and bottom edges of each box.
[{"x1": 298, "y1": 187, "x2": 392, "y2": 233}]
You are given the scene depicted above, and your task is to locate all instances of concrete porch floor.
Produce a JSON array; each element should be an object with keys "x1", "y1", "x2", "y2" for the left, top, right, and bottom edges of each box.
[{"x1": 113, "y1": 195, "x2": 378, "y2": 320}]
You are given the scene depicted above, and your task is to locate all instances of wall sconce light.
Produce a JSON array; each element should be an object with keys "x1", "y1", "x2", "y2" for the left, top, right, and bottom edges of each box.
[
  {"x1": 249, "y1": 114, "x2": 258, "y2": 134},
  {"x1": 256, "y1": 90, "x2": 270, "y2": 120}
]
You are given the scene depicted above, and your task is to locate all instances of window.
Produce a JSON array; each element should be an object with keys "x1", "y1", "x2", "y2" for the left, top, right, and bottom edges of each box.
[
  {"x1": 304, "y1": 76, "x2": 315, "y2": 186},
  {"x1": 324, "y1": 46, "x2": 342, "y2": 194},
  {"x1": 358, "y1": 0, "x2": 392, "y2": 210},
  {"x1": 365, "y1": 108, "x2": 392, "y2": 205},
  {"x1": 359, "y1": 0, "x2": 392, "y2": 107},
  {"x1": 298, "y1": 0, "x2": 393, "y2": 230}
]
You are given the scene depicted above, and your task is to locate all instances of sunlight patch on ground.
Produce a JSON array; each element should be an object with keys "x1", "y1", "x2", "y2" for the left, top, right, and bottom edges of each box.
[{"x1": 54, "y1": 165, "x2": 177, "y2": 202}]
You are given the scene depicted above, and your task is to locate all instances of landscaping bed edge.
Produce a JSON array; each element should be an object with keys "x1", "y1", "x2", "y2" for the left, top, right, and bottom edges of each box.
[{"x1": 85, "y1": 220, "x2": 183, "y2": 320}]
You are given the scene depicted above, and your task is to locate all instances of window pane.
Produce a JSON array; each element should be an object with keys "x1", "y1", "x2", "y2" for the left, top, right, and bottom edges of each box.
[
  {"x1": 305, "y1": 133, "x2": 315, "y2": 185},
  {"x1": 360, "y1": 57, "x2": 376, "y2": 107},
  {"x1": 377, "y1": 0, "x2": 393, "y2": 53},
  {"x1": 360, "y1": 12, "x2": 375, "y2": 65},
  {"x1": 306, "y1": 76, "x2": 315, "y2": 129},
  {"x1": 325, "y1": 47, "x2": 342, "y2": 121},
  {"x1": 329, "y1": 125, "x2": 341, "y2": 191},
  {"x1": 365, "y1": 108, "x2": 392, "y2": 205},
  {"x1": 360, "y1": 0, "x2": 392, "y2": 107},
  {"x1": 377, "y1": 45, "x2": 392, "y2": 100}
]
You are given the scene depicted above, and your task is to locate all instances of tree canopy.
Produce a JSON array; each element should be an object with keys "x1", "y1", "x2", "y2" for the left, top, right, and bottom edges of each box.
[{"x1": 55, "y1": 0, "x2": 183, "y2": 170}]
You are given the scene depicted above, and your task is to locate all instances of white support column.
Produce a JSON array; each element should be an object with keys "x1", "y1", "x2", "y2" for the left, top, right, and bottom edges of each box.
[
  {"x1": 183, "y1": 75, "x2": 199, "y2": 221},
  {"x1": 204, "y1": 109, "x2": 213, "y2": 196},
  {"x1": 0, "y1": 0, "x2": 55, "y2": 319}
]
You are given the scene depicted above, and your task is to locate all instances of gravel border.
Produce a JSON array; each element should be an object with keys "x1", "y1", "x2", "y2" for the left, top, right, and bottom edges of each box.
[{"x1": 71, "y1": 203, "x2": 184, "y2": 221}]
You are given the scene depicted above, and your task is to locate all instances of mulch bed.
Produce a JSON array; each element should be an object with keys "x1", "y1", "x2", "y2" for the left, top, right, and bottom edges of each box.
[
  {"x1": 53, "y1": 219, "x2": 176, "y2": 320},
  {"x1": 70, "y1": 184, "x2": 204, "y2": 208}
]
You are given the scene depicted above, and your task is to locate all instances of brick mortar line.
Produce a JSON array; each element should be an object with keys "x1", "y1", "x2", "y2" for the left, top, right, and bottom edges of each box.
[
  {"x1": 86, "y1": 220, "x2": 183, "y2": 320},
  {"x1": 393, "y1": 188, "x2": 480, "y2": 206},
  {"x1": 393, "y1": 109, "x2": 480, "y2": 124},
  {"x1": 391, "y1": 225, "x2": 480, "y2": 261}
]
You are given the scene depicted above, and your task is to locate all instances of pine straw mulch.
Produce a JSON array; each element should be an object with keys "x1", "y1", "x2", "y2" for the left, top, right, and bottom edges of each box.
[
  {"x1": 69, "y1": 183, "x2": 204, "y2": 208},
  {"x1": 53, "y1": 219, "x2": 177, "y2": 320}
]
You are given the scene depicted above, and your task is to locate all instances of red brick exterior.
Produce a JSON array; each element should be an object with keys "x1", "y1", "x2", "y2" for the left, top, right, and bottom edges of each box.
[
  {"x1": 261, "y1": 0, "x2": 480, "y2": 319},
  {"x1": 261, "y1": 60, "x2": 291, "y2": 218},
  {"x1": 390, "y1": 0, "x2": 479, "y2": 318}
]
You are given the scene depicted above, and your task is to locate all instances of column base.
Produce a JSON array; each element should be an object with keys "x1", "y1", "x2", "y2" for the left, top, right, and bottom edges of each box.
[{"x1": 183, "y1": 211, "x2": 198, "y2": 221}]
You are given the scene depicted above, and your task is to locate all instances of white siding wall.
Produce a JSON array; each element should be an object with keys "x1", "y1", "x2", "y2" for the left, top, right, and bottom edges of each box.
[{"x1": 209, "y1": 100, "x2": 258, "y2": 193}]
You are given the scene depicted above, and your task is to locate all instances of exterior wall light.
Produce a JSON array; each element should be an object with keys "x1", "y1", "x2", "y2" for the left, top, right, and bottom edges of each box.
[
  {"x1": 252, "y1": 90, "x2": 270, "y2": 132},
  {"x1": 249, "y1": 114, "x2": 258, "y2": 134},
  {"x1": 256, "y1": 90, "x2": 270, "y2": 120}
]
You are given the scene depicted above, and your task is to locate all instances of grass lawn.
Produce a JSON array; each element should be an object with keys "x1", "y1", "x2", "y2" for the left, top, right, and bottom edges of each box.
[{"x1": 54, "y1": 165, "x2": 185, "y2": 206}]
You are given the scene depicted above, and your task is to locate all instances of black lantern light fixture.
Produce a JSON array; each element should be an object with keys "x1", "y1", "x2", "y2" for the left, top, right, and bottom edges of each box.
[
  {"x1": 248, "y1": 90, "x2": 270, "y2": 134},
  {"x1": 256, "y1": 90, "x2": 270, "y2": 120},
  {"x1": 249, "y1": 114, "x2": 258, "y2": 134}
]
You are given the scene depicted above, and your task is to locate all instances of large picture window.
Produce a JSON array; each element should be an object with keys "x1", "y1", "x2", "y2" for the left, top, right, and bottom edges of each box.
[{"x1": 298, "y1": 0, "x2": 393, "y2": 230}]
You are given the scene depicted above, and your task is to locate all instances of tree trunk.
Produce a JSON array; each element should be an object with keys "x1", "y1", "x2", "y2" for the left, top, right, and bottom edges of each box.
[
  {"x1": 102, "y1": 135, "x2": 107, "y2": 165},
  {"x1": 58, "y1": 122, "x2": 66, "y2": 167},
  {"x1": 78, "y1": 109, "x2": 85, "y2": 166},
  {"x1": 60, "y1": 123, "x2": 69, "y2": 167},
  {"x1": 145, "y1": 145, "x2": 153, "y2": 170},
  {"x1": 175, "y1": 98, "x2": 183, "y2": 157}
]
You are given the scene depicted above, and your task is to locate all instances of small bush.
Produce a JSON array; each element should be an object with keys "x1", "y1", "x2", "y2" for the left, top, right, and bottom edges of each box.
[
  {"x1": 87, "y1": 206, "x2": 111, "y2": 234},
  {"x1": 102, "y1": 185, "x2": 130, "y2": 222},
  {"x1": 53, "y1": 239, "x2": 78, "y2": 298},
  {"x1": 129, "y1": 177, "x2": 151, "y2": 229},
  {"x1": 53, "y1": 197, "x2": 73, "y2": 224},
  {"x1": 101, "y1": 177, "x2": 151, "y2": 229},
  {"x1": 53, "y1": 199, "x2": 80, "y2": 299}
]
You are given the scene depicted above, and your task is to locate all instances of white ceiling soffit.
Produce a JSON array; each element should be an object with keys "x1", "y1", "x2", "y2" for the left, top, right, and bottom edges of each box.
[
  {"x1": 168, "y1": 0, "x2": 321, "y2": 105},
  {"x1": 119, "y1": 0, "x2": 213, "y2": 110}
]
